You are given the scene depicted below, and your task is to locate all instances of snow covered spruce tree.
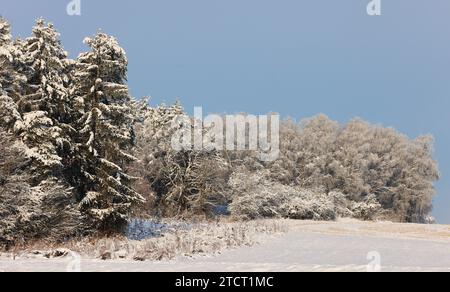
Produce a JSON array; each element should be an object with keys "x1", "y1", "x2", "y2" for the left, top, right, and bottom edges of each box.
[
  {"x1": 0, "y1": 19, "x2": 84, "y2": 247},
  {"x1": 12, "y1": 19, "x2": 73, "y2": 179},
  {"x1": 20, "y1": 19, "x2": 72, "y2": 118},
  {"x1": 0, "y1": 17, "x2": 25, "y2": 129},
  {"x1": 70, "y1": 33, "x2": 144, "y2": 230}
]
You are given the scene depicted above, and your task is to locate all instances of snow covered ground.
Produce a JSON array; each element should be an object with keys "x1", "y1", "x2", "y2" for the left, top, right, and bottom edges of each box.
[{"x1": 1, "y1": 219, "x2": 449, "y2": 272}]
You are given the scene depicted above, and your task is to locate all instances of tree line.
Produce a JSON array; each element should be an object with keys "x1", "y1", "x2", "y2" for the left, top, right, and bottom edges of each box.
[{"x1": 0, "y1": 18, "x2": 440, "y2": 248}]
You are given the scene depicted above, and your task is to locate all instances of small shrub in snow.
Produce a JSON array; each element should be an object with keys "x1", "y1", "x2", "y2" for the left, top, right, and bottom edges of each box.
[
  {"x1": 279, "y1": 190, "x2": 337, "y2": 221},
  {"x1": 228, "y1": 169, "x2": 287, "y2": 219},
  {"x1": 350, "y1": 194, "x2": 382, "y2": 221},
  {"x1": 422, "y1": 215, "x2": 436, "y2": 225},
  {"x1": 228, "y1": 169, "x2": 343, "y2": 221},
  {"x1": 329, "y1": 191, "x2": 354, "y2": 218}
]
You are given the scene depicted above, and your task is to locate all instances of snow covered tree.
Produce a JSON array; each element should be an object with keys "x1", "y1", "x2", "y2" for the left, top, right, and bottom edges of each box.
[
  {"x1": 268, "y1": 118, "x2": 304, "y2": 184},
  {"x1": 71, "y1": 33, "x2": 144, "y2": 230},
  {"x1": 0, "y1": 17, "x2": 13, "y2": 99},
  {"x1": 20, "y1": 19, "x2": 72, "y2": 119},
  {"x1": 0, "y1": 17, "x2": 25, "y2": 129},
  {"x1": 388, "y1": 135, "x2": 439, "y2": 222},
  {"x1": 0, "y1": 15, "x2": 441, "y2": 243},
  {"x1": 335, "y1": 119, "x2": 439, "y2": 222},
  {"x1": 8, "y1": 19, "x2": 74, "y2": 177},
  {"x1": 131, "y1": 101, "x2": 229, "y2": 217},
  {"x1": 13, "y1": 111, "x2": 65, "y2": 180},
  {"x1": 0, "y1": 17, "x2": 9, "y2": 47},
  {"x1": 265, "y1": 115, "x2": 344, "y2": 192},
  {"x1": 0, "y1": 17, "x2": 17, "y2": 96},
  {"x1": 0, "y1": 130, "x2": 83, "y2": 249},
  {"x1": 233, "y1": 114, "x2": 439, "y2": 223}
]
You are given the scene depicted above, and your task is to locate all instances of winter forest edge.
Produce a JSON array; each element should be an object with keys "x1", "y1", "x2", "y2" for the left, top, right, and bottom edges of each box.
[{"x1": 0, "y1": 18, "x2": 441, "y2": 249}]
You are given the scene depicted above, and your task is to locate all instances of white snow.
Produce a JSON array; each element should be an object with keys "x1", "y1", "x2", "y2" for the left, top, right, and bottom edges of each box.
[{"x1": 1, "y1": 219, "x2": 449, "y2": 272}]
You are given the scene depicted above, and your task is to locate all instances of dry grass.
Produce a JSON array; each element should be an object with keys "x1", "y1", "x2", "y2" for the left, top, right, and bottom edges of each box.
[{"x1": 2, "y1": 219, "x2": 288, "y2": 261}]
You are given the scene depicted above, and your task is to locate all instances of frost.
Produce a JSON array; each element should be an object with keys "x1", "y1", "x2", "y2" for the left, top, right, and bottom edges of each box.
[
  {"x1": 80, "y1": 192, "x2": 101, "y2": 207},
  {"x1": 0, "y1": 47, "x2": 13, "y2": 62}
]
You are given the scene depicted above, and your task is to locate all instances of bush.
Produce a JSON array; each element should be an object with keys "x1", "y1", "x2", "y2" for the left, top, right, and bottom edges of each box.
[
  {"x1": 228, "y1": 168, "x2": 347, "y2": 221},
  {"x1": 350, "y1": 194, "x2": 382, "y2": 221},
  {"x1": 279, "y1": 191, "x2": 337, "y2": 221}
]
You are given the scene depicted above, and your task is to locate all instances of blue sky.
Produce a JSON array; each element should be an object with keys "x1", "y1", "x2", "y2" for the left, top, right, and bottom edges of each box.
[{"x1": 2, "y1": 0, "x2": 449, "y2": 223}]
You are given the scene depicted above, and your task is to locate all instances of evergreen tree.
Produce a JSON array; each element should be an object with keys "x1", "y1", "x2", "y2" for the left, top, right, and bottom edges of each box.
[
  {"x1": 20, "y1": 19, "x2": 71, "y2": 118},
  {"x1": 12, "y1": 19, "x2": 73, "y2": 177},
  {"x1": 71, "y1": 33, "x2": 144, "y2": 229},
  {"x1": 0, "y1": 17, "x2": 13, "y2": 97},
  {"x1": 0, "y1": 17, "x2": 24, "y2": 129},
  {"x1": 0, "y1": 129, "x2": 83, "y2": 248}
]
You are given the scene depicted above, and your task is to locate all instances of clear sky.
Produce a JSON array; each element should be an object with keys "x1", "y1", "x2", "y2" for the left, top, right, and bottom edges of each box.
[{"x1": 2, "y1": 0, "x2": 449, "y2": 223}]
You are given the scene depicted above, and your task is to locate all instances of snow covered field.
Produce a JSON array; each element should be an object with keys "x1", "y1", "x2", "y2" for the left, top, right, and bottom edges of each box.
[{"x1": 1, "y1": 219, "x2": 449, "y2": 272}]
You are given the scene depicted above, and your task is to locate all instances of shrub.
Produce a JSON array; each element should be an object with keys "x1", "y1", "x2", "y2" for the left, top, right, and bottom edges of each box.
[
  {"x1": 279, "y1": 191, "x2": 337, "y2": 221},
  {"x1": 350, "y1": 194, "x2": 382, "y2": 221},
  {"x1": 228, "y1": 168, "x2": 347, "y2": 221}
]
